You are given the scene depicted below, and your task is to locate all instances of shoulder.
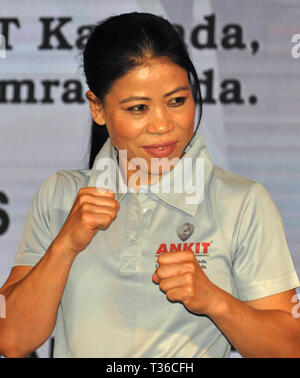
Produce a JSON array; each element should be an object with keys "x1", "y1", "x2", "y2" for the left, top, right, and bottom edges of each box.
[
  {"x1": 53, "y1": 169, "x2": 92, "y2": 192},
  {"x1": 34, "y1": 168, "x2": 92, "y2": 209},
  {"x1": 211, "y1": 165, "x2": 256, "y2": 197},
  {"x1": 212, "y1": 165, "x2": 275, "y2": 208},
  {"x1": 209, "y1": 165, "x2": 272, "y2": 208},
  {"x1": 207, "y1": 165, "x2": 276, "y2": 254}
]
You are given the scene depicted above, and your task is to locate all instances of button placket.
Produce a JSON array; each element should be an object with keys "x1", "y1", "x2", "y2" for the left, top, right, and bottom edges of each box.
[
  {"x1": 120, "y1": 194, "x2": 144, "y2": 274},
  {"x1": 139, "y1": 195, "x2": 156, "y2": 227},
  {"x1": 120, "y1": 192, "x2": 157, "y2": 274},
  {"x1": 125, "y1": 194, "x2": 143, "y2": 243}
]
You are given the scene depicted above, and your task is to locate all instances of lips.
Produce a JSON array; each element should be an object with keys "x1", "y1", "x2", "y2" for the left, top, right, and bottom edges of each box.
[{"x1": 142, "y1": 141, "x2": 177, "y2": 158}]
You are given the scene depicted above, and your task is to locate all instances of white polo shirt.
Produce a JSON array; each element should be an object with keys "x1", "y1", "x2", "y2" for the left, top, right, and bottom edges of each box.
[{"x1": 13, "y1": 133, "x2": 300, "y2": 358}]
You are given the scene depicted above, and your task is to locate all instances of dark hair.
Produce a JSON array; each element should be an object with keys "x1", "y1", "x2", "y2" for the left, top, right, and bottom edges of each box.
[{"x1": 82, "y1": 12, "x2": 202, "y2": 169}]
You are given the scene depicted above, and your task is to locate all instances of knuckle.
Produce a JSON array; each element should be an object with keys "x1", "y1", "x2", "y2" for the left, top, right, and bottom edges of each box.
[
  {"x1": 111, "y1": 209, "x2": 118, "y2": 220},
  {"x1": 183, "y1": 286, "x2": 194, "y2": 299},
  {"x1": 157, "y1": 254, "x2": 164, "y2": 264},
  {"x1": 78, "y1": 193, "x2": 88, "y2": 206},
  {"x1": 184, "y1": 272, "x2": 194, "y2": 284},
  {"x1": 104, "y1": 198, "x2": 116, "y2": 210},
  {"x1": 80, "y1": 202, "x2": 90, "y2": 212},
  {"x1": 102, "y1": 212, "x2": 113, "y2": 225},
  {"x1": 97, "y1": 188, "x2": 115, "y2": 198},
  {"x1": 81, "y1": 212, "x2": 91, "y2": 224},
  {"x1": 155, "y1": 267, "x2": 162, "y2": 278},
  {"x1": 183, "y1": 262, "x2": 195, "y2": 274},
  {"x1": 114, "y1": 200, "x2": 120, "y2": 212},
  {"x1": 166, "y1": 291, "x2": 174, "y2": 301},
  {"x1": 78, "y1": 187, "x2": 89, "y2": 198},
  {"x1": 185, "y1": 250, "x2": 196, "y2": 260},
  {"x1": 106, "y1": 209, "x2": 116, "y2": 222}
]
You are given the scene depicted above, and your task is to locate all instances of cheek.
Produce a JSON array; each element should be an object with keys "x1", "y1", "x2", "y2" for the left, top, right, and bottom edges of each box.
[
  {"x1": 107, "y1": 116, "x2": 142, "y2": 143},
  {"x1": 183, "y1": 114, "x2": 195, "y2": 130},
  {"x1": 177, "y1": 116, "x2": 195, "y2": 141},
  {"x1": 176, "y1": 101, "x2": 196, "y2": 131},
  {"x1": 185, "y1": 102, "x2": 196, "y2": 126}
]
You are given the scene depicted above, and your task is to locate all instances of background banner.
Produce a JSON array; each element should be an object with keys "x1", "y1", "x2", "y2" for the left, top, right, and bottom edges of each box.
[{"x1": 1, "y1": 0, "x2": 299, "y2": 357}]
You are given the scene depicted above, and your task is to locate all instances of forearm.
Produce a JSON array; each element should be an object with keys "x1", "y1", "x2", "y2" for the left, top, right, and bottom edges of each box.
[
  {"x1": 0, "y1": 240, "x2": 77, "y2": 357},
  {"x1": 208, "y1": 287, "x2": 300, "y2": 358}
]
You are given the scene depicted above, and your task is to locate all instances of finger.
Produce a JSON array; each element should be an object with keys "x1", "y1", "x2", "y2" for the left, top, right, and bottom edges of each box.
[
  {"x1": 94, "y1": 213, "x2": 117, "y2": 230},
  {"x1": 158, "y1": 275, "x2": 185, "y2": 293},
  {"x1": 92, "y1": 212, "x2": 118, "y2": 230},
  {"x1": 95, "y1": 187, "x2": 116, "y2": 197},
  {"x1": 154, "y1": 261, "x2": 196, "y2": 281},
  {"x1": 78, "y1": 193, "x2": 119, "y2": 210},
  {"x1": 78, "y1": 187, "x2": 116, "y2": 198},
  {"x1": 152, "y1": 271, "x2": 160, "y2": 284},
  {"x1": 165, "y1": 287, "x2": 186, "y2": 303},
  {"x1": 92, "y1": 192, "x2": 120, "y2": 211},
  {"x1": 157, "y1": 250, "x2": 195, "y2": 265},
  {"x1": 80, "y1": 203, "x2": 118, "y2": 217}
]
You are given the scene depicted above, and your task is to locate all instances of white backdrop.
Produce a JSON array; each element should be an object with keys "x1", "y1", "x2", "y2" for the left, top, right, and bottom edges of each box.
[{"x1": 1, "y1": 0, "x2": 300, "y2": 358}]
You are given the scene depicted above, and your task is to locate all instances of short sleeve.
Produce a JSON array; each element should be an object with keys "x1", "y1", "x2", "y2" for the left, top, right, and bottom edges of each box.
[
  {"x1": 13, "y1": 173, "x2": 59, "y2": 267},
  {"x1": 232, "y1": 182, "x2": 300, "y2": 301}
]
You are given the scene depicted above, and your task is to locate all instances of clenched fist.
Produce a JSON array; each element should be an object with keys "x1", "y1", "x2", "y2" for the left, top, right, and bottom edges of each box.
[
  {"x1": 54, "y1": 187, "x2": 120, "y2": 256},
  {"x1": 152, "y1": 250, "x2": 221, "y2": 317}
]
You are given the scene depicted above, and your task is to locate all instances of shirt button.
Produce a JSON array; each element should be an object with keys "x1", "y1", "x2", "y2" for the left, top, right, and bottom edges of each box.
[
  {"x1": 129, "y1": 233, "x2": 137, "y2": 242},
  {"x1": 139, "y1": 185, "x2": 148, "y2": 193},
  {"x1": 125, "y1": 231, "x2": 132, "y2": 239}
]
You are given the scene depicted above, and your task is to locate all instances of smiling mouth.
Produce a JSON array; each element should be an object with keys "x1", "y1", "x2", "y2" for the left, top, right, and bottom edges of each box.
[
  {"x1": 142, "y1": 141, "x2": 177, "y2": 157},
  {"x1": 143, "y1": 141, "x2": 177, "y2": 148}
]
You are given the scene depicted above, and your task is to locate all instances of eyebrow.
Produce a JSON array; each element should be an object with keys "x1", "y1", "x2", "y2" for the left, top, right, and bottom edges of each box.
[{"x1": 119, "y1": 86, "x2": 190, "y2": 104}]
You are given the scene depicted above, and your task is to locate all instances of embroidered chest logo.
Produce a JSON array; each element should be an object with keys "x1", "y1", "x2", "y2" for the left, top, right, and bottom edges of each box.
[{"x1": 177, "y1": 223, "x2": 194, "y2": 241}]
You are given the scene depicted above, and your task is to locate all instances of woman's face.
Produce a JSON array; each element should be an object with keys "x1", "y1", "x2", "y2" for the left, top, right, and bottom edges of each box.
[{"x1": 87, "y1": 57, "x2": 196, "y2": 186}]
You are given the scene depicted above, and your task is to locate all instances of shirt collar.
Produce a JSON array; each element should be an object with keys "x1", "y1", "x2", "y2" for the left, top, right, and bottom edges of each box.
[{"x1": 87, "y1": 133, "x2": 214, "y2": 216}]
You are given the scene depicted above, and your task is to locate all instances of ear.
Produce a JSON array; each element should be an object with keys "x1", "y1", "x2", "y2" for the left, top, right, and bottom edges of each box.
[{"x1": 86, "y1": 90, "x2": 106, "y2": 126}]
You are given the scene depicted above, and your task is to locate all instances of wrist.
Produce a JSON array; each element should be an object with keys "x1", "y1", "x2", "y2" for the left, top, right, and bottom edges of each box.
[
  {"x1": 49, "y1": 237, "x2": 79, "y2": 261},
  {"x1": 205, "y1": 284, "x2": 231, "y2": 320}
]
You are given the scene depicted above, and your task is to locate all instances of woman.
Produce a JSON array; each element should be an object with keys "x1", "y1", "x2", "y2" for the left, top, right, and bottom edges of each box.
[{"x1": 0, "y1": 12, "x2": 299, "y2": 358}]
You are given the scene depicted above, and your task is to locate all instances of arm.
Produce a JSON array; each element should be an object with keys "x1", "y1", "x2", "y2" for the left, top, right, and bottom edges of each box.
[
  {"x1": 0, "y1": 240, "x2": 76, "y2": 358},
  {"x1": 0, "y1": 187, "x2": 120, "y2": 358},
  {"x1": 209, "y1": 286, "x2": 300, "y2": 357},
  {"x1": 152, "y1": 251, "x2": 300, "y2": 358}
]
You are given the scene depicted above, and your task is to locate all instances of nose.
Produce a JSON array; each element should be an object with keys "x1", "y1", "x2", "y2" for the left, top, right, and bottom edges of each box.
[{"x1": 146, "y1": 106, "x2": 174, "y2": 134}]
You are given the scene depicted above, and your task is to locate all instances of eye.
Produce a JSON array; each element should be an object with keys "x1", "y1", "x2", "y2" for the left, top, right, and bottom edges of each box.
[
  {"x1": 127, "y1": 104, "x2": 147, "y2": 113},
  {"x1": 169, "y1": 97, "x2": 186, "y2": 106}
]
